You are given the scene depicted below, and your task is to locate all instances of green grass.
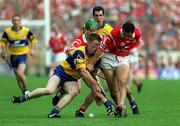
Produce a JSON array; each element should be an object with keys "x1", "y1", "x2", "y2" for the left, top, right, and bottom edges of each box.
[{"x1": 0, "y1": 76, "x2": 180, "y2": 126}]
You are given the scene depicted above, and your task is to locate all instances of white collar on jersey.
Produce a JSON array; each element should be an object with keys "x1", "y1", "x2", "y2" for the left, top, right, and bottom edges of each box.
[{"x1": 82, "y1": 33, "x2": 88, "y2": 43}]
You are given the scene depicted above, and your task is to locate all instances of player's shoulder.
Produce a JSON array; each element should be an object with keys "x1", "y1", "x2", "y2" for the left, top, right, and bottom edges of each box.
[
  {"x1": 4, "y1": 27, "x2": 12, "y2": 33},
  {"x1": 70, "y1": 46, "x2": 86, "y2": 58},
  {"x1": 104, "y1": 23, "x2": 113, "y2": 29},
  {"x1": 22, "y1": 26, "x2": 30, "y2": 32},
  {"x1": 75, "y1": 46, "x2": 86, "y2": 52},
  {"x1": 134, "y1": 27, "x2": 142, "y2": 38},
  {"x1": 103, "y1": 23, "x2": 113, "y2": 33},
  {"x1": 73, "y1": 34, "x2": 82, "y2": 44},
  {"x1": 110, "y1": 26, "x2": 121, "y2": 35},
  {"x1": 70, "y1": 45, "x2": 85, "y2": 53},
  {"x1": 74, "y1": 34, "x2": 83, "y2": 41},
  {"x1": 112, "y1": 26, "x2": 121, "y2": 31}
]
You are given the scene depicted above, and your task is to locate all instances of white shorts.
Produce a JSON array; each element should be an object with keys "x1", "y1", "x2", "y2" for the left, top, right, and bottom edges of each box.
[
  {"x1": 100, "y1": 54, "x2": 129, "y2": 70},
  {"x1": 55, "y1": 52, "x2": 67, "y2": 63}
]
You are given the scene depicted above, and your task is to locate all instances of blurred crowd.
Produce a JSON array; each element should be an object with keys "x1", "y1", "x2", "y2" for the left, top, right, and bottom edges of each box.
[{"x1": 0, "y1": 0, "x2": 179, "y2": 79}]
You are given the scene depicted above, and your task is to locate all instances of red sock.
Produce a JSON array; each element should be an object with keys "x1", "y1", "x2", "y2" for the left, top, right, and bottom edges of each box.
[{"x1": 79, "y1": 106, "x2": 86, "y2": 113}]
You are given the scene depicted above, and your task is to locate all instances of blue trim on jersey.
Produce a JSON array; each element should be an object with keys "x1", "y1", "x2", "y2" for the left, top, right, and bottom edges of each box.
[
  {"x1": 27, "y1": 31, "x2": 33, "y2": 39},
  {"x1": 66, "y1": 56, "x2": 76, "y2": 69},
  {"x1": 85, "y1": 46, "x2": 88, "y2": 54},
  {"x1": 2, "y1": 32, "x2": 9, "y2": 41},
  {"x1": 53, "y1": 65, "x2": 77, "y2": 87},
  {"x1": 10, "y1": 54, "x2": 27, "y2": 68},
  {"x1": 72, "y1": 50, "x2": 84, "y2": 59},
  {"x1": 66, "y1": 50, "x2": 85, "y2": 69},
  {"x1": 99, "y1": 21, "x2": 106, "y2": 29}
]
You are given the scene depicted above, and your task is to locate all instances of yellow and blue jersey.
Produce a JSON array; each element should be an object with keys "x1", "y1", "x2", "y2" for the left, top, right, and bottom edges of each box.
[
  {"x1": 59, "y1": 46, "x2": 89, "y2": 80},
  {"x1": 0, "y1": 40, "x2": 5, "y2": 47},
  {"x1": 1, "y1": 26, "x2": 37, "y2": 55},
  {"x1": 96, "y1": 21, "x2": 113, "y2": 38}
]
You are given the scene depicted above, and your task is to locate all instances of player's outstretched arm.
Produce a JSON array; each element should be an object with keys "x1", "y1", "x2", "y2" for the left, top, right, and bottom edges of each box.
[
  {"x1": 78, "y1": 68, "x2": 101, "y2": 93},
  {"x1": 87, "y1": 48, "x2": 104, "y2": 72}
]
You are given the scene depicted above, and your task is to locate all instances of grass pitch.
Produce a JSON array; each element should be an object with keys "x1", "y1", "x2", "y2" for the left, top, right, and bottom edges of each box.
[{"x1": 0, "y1": 76, "x2": 180, "y2": 126}]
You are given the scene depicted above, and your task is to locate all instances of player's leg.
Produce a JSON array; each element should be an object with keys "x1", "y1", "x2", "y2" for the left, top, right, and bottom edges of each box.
[
  {"x1": 48, "y1": 81, "x2": 79, "y2": 118},
  {"x1": 126, "y1": 63, "x2": 140, "y2": 114},
  {"x1": 75, "y1": 91, "x2": 94, "y2": 117},
  {"x1": 77, "y1": 67, "x2": 115, "y2": 116},
  {"x1": 15, "y1": 63, "x2": 29, "y2": 94},
  {"x1": 100, "y1": 54, "x2": 119, "y2": 105},
  {"x1": 10, "y1": 54, "x2": 29, "y2": 95},
  {"x1": 52, "y1": 79, "x2": 81, "y2": 106},
  {"x1": 52, "y1": 86, "x2": 66, "y2": 105},
  {"x1": 12, "y1": 75, "x2": 60, "y2": 103},
  {"x1": 115, "y1": 64, "x2": 129, "y2": 117},
  {"x1": 129, "y1": 54, "x2": 143, "y2": 93},
  {"x1": 14, "y1": 68, "x2": 25, "y2": 93},
  {"x1": 103, "y1": 69, "x2": 119, "y2": 105},
  {"x1": 133, "y1": 78, "x2": 143, "y2": 93},
  {"x1": 75, "y1": 88, "x2": 114, "y2": 117}
]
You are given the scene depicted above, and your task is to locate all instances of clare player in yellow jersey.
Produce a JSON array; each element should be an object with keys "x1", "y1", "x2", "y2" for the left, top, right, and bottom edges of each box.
[
  {"x1": 12, "y1": 33, "x2": 104, "y2": 118},
  {"x1": 0, "y1": 15, "x2": 37, "y2": 95}
]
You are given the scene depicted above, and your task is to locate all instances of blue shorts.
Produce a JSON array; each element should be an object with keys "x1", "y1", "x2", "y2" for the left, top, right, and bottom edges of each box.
[
  {"x1": 53, "y1": 65, "x2": 77, "y2": 87},
  {"x1": 10, "y1": 54, "x2": 27, "y2": 68}
]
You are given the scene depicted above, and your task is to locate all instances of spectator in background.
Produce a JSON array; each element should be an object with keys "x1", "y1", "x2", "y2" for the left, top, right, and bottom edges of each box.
[
  {"x1": 160, "y1": 57, "x2": 180, "y2": 80},
  {"x1": 48, "y1": 27, "x2": 69, "y2": 76}
]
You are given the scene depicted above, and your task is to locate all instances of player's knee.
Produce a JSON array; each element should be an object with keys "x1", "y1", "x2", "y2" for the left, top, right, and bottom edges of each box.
[
  {"x1": 119, "y1": 80, "x2": 126, "y2": 88},
  {"x1": 44, "y1": 88, "x2": 54, "y2": 95},
  {"x1": 69, "y1": 89, "x2": 79, "y2": 97},
  {"x1": 16, "y1": 72, "x2": 24, "y2": 78}
]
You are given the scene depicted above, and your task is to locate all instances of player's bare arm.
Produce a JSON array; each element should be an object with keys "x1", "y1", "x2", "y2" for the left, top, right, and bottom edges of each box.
[
  {"x1": 78, "y1": 67, "x2": 101, "y2": 94},
  {"x1": 87, "y1": 48, "x2": 104, "y2": 72}
]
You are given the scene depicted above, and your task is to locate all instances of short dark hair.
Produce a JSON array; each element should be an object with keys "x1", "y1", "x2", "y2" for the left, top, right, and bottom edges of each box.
[
  {"x1": 122, "y1": 21, "x2": 135, "y2": 33},
  {"x1": 12, "y1": 14, "x2": 21, "y2": 19},
  {"x1": 89, "y1": 33, "x2": 102, "y2": 43},
  {"x1": 93, "y1": 6, "x2": 104, "y2": 16}
]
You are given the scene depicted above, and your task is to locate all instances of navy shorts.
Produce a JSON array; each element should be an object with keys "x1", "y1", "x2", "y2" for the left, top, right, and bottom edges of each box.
[
  {"x1": 10, "y1": 54, "x2": 27, "y2": 68},
  {"x1": 53, "y1": 65, "x2": 77, "y2": 87}
]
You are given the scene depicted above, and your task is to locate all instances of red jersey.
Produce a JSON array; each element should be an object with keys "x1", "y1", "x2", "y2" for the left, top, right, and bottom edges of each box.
[
  {"x1": 72, "y1": 34, "x2": 88, "y2": 47},
  {"x1": 99, "y1": 26, "x2": 142, "y2": 56},
  {"x1": 49, "y1": 34, "x2": 68, "y2": 53},
  {"x1": 65, "y1": 34, "x2": 88, "y2": 53}
]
